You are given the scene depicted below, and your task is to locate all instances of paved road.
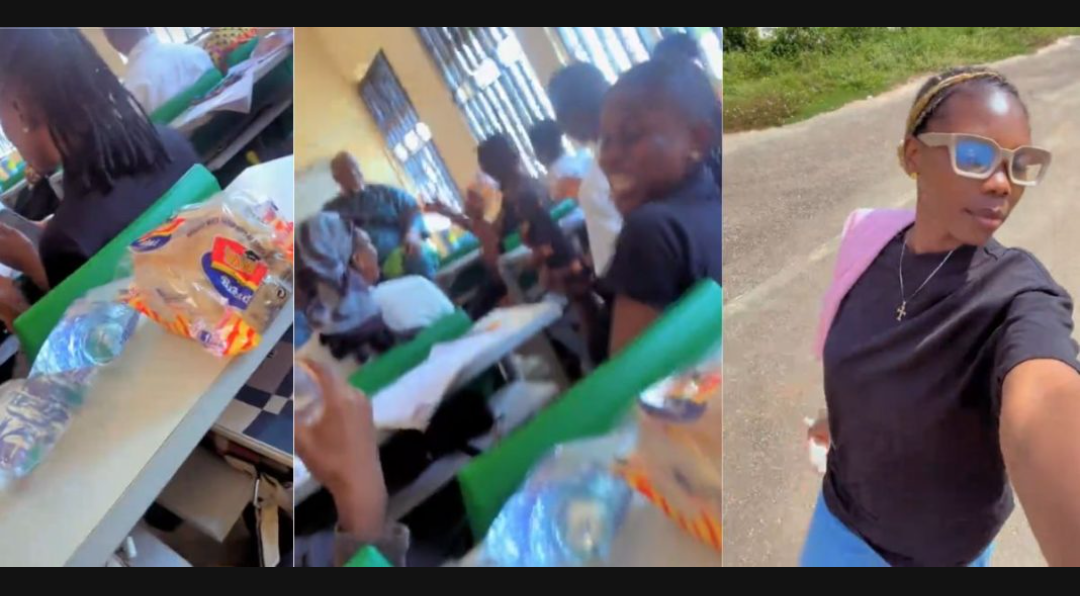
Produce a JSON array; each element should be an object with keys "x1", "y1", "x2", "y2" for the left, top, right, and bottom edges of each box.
[{"x1": 723, "y1": 37, "x2": 1080, "y2": 568}]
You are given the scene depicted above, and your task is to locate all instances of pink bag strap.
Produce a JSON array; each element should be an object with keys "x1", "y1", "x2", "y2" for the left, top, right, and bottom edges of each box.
[{"x1": 814, "y1": 209, "x2": 916, "y2": 359}]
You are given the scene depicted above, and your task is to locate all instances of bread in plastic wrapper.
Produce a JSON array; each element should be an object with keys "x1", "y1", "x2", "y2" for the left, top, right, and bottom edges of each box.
[
  {"x1": 616, "y1": 350, "x2": 723, "y2": 553},
  {"x1": 122, "y1": 190, "x2": 294, "y2": 357},
  {"x1": 0, "y1": 300, "x2": 139, "y2": 487}
]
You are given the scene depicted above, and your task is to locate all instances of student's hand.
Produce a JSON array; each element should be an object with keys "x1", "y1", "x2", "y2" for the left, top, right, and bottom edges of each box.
[
  {"x1": 0, "y1": 276, "x2": 29, "y2": 332},
  {"x1": 402, "y1": 233, "x2": 425, "y2": 257},
  {"x1": 464, "y1": 190, "x2": 486, "y2": 221},
  {"x1": 807, "y1": 411, "x2": 830, "y2": 449},
  {"x1": 1001, "y1": 359, "x2": 1080, "y2": 566},
  {"x1": 295, "y1": 360, "x2": 387, "y2": 541},
  {"x1": 0, "y1": 222, "x2": 36, "y2": 272},
  {"x1": 423, "y1": 200, "x2": 457, "y2": 218}
]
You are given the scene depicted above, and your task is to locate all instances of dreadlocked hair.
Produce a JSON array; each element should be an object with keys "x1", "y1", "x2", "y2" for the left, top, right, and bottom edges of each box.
[
  {"x1": 612, "y1": 57, "x2": 723, "y2": 192},
  {"x1": 906, "y1": 65, "x2": 1026, "y2": 137},
  {"x1": 0, "y1": 28, "x2": 170, "y2": 195}
]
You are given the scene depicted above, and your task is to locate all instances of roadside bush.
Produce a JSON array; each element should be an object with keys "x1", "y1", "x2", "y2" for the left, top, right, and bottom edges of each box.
[
  {"x1": 769, "y1": 27, "x2": 829, "y2": 57},
  {"x1": 723, "y1": 27, "x2": 759, "y2": 52}
]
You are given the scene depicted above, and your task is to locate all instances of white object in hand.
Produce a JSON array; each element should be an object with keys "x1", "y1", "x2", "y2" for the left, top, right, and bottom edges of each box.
[{"x1": 804, "y1": 417, "x2": 829, "y2": 474}]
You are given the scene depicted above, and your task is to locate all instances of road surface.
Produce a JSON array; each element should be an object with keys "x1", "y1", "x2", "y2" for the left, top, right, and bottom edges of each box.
[{"x1": 723, "y1": 37, "x2": 1080, "y2": 568}]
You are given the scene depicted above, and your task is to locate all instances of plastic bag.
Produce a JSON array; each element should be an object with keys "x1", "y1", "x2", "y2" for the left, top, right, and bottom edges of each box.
[
  {"x1": 0, "y1": 300, "x2": 139, "y2": 485},
  {"x1": 123, "y1": 190, "x2": 293, "y2": 357},
  {"x1": 618, "y1": 349, "x2": 723, "y2": 552},
  {"x1": 471, "y1": 350, "x2": 723, "y2": 565}
]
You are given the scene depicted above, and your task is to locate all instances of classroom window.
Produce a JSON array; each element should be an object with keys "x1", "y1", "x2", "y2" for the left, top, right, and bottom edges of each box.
[
  {"x1": 152, "y1": 27, "x2": 212, "y2": 44},
  {"x1": 664, "y1": 27, "x2": 724, "y2": 81},
  {"x1": 555, "y1": 27, "x2": 723, "y2": 82},
  {"x1": 360, "y1": 52, "x2": 462, "y2": 206},
  {"x1": 415, "y1": 27, "x2": 554, "y2": 177},
  {"x1": 555, "y1": 27, "x2": 653, "y2": 83},
  {"x1": 0, "y1": 132, "x2": 14, "y2": 158}
]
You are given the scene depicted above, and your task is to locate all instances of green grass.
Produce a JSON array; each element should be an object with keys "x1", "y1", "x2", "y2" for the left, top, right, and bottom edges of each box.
[{"x1": 724, "y1": 27, "x2": 1080, "y2": 132}]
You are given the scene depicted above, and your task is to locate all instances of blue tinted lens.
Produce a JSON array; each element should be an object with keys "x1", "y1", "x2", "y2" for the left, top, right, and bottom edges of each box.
[{"x1": 955, "y1": 138, "x2": 997, "y2": 173}]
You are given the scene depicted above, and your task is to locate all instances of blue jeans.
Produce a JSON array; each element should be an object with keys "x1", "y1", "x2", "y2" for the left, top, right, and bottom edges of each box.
[{"x1": 800, "y1": 492, "x2": 994, "y2": 568}]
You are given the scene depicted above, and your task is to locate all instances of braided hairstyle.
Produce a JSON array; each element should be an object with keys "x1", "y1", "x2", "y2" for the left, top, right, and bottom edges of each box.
[
  {"x1": 0, "y1": 28, "x2": 170, "y2": 195},
  {"x1": 906, "y1": 66, "x2": 1027, "y2": 138}
]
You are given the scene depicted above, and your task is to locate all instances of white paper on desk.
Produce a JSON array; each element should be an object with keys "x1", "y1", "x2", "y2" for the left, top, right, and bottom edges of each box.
[
  {"x1": 373, "y1": 331, "x2": 508, "y2": 431},
  {"x1": 171, "y1": 68, "x2": 256, "y2": 133}
]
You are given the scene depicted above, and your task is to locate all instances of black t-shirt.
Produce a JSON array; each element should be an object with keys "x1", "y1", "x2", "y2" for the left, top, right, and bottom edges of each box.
[
  {"x1": 823, "y1": 231, "x2": 1080, "y2": 567},
  {"x1": 603, "y1": 167, "x2": 722, "y2": 310},
  {"x1": 501, "y1": 178, "x2": 576, "y2": 269},
  {"x1": 38, "y1": 125, "x2": 199, "y2": 289}
]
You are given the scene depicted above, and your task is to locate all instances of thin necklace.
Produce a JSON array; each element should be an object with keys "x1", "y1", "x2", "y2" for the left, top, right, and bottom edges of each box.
[{"x1": 897, "y1": 233, "x2": 956, "y2": 322}]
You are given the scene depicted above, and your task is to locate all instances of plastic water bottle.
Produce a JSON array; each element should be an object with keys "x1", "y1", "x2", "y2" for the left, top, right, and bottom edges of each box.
[
  {"x1": 294, "y1": 362, "x2": 323, "y2": 426},
  {"x1": 477, "y1": 433, "x2": 634, "y2": 567},
  {"x1": 0, "y1": 379, "x2": 75, "y2": 485},
  {"x1": 0, "y1": 300, "x2": 140, "y2": 486},
  {"x1": 31, "y1": 301, "x2": 140, "y2": 378}
]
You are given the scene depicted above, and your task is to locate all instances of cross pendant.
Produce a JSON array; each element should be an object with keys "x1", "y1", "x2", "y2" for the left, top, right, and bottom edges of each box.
[{"x1": 896, "y1": 301, "x2": 907, "y2": 322}]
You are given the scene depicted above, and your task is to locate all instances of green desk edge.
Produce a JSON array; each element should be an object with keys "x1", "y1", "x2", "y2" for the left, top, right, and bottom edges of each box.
[
  {"x1": 458, "y1": 279, "x2": 723, "y2": 539},
  {"x1": 13, "y1": 166, "x2": 221, "y2": 363},
  {"x1": 150, "y1": 68, "x2": 226, "y2": 126},
  {"x1": 348, "y1": 309, "x2": 473, "y2": 397},
  {"x1": 1, "y1": 162, "x2": 26, "y2": 193},
  {"x1": 225, "y1": 38, "x2": 260, "y2": 69},
  {"x1": 344, "y1": 545, "x2": 392, "y2": 568}
]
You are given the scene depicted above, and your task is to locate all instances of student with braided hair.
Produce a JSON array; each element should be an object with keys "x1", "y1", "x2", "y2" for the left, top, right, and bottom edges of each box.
[
  {"x1": 0, "y1": 28, "x2": 199, "y2": 331},
  {"x1": 804, "y1": 66, "x2": 1080, "y2": 566},
  {"x1": 599, "y1": 57, "x2": 723, "y2": 357}
]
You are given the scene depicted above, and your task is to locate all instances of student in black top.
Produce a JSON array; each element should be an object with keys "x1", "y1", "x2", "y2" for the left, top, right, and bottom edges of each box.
[
  {"x1": 0, "y1": 29, "x2": 198, "y2": 331},
  {"x1": 807, "y1": 66, "x2": 1080, "y2": 567},
  {"x1": 599, "y1": 57, "x2": 723, "y2": 357},
  {"x1": 430, "y1": 134, "x2": 590, "y2": 320}
]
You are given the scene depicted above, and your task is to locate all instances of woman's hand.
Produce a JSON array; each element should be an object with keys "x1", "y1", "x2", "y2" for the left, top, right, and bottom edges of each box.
[
  {"x1": 0, "y1": 222, "x2": 36, "y2": 273},
  {"x1": 0, "y1": 276, "x2": 30, "y2": 332},
  {"x1": 402, "y1": 232, "x2": 425, "y2": 258},
  {"x1": 295, "y1": 360, "x2": 387, "y2": 542},
  {"x1": 807, "y1": 411, "x2": 831, "y2": 449},
  {"x1": 1001, "y1": 359, "x2": 1080, "y2": 567},
  {"x1": 423, "y1": 199, "x2": 457, "y2": 219}
]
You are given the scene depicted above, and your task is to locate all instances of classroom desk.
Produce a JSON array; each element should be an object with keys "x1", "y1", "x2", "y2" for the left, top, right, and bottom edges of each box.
[
  {"x1": 294, "y1": 301, "x2": 564, "y2": 504},
  {"x1": 171, "y1": 46, "x2": 293, "y2": 173},
  {"x1": 0, "y1": 157, "x2": 294, "y2": 567}
]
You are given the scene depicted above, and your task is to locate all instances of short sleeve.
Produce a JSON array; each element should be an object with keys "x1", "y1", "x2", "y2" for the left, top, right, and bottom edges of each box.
[
  {"x1": 604, "y1": 209, "x2": 686, "y2": 310},
  {"x1": 389, "y1": 188, "x2": 426, "y2": 236},
  {"x1": 993, "y1": 286, "x2": 1080, "y2": 415}
]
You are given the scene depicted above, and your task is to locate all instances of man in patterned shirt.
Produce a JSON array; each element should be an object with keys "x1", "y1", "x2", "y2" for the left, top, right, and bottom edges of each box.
[{"x1": 323, "y1": 152, "x2": 436, "y2": 280}]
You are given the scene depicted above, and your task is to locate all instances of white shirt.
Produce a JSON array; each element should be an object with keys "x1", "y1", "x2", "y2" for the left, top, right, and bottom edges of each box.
[
  {"x1": 578, "y1": 150, "x2": 623, "y2": 275},
  {"x1": 123, "y1": 36, "x2": 215, "y2": 114},
  {"x1": 544, "y1": 151, "x2": 591, "y2": 198},
  {"x1": 371, "y1": 275, "x2": 455, "y2": 334}
]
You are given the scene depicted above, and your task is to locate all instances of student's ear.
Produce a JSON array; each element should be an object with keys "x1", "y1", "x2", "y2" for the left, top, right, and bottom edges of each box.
[{"x1": 901, "y1": 136, "x2": 921, "y2": 179}]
